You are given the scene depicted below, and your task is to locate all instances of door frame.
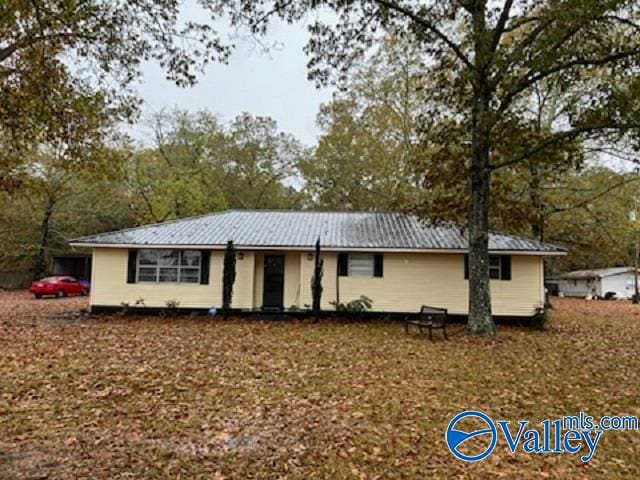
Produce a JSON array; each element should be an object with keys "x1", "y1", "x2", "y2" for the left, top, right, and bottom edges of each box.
[{"x1": 262, "y1": 254, "x2": 285, "y2": 311}]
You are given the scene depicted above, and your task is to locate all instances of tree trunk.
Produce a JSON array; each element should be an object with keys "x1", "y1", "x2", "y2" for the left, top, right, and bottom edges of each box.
[
  {"x1": 467, "y1": 1, "x2": 496, "y2": 334},
  {"x1": 529, "y1": 160, "x2": 545, "y2": 241},
  {"x1": 634, "y1": 236, "x2": 639, "y2": 304},
  {"x1": 35, "y1": 198, "x2": 55, "y2": 278},
  {"x1": 467, "y1": 124, "x2": 495, "y2": 334}
]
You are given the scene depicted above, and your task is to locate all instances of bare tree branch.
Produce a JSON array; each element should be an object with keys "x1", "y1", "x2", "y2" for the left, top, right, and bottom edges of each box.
[
  {"x1": 491, "y1": 123, "x2": 638, "y2": 170},
  {"x1": 549, "y1": 176, "x2": 640, "y2": 215},
  {"x1": 372, "y1": 0, "x2": 474, "y2": 71},
  {"x1": 498, "y1": 49, "x2": 640, "y2": 115},
  {"x1": 489, "y1": 0, "x2": 515, "y2": 57},
  {"x1": 0, "y1": 31, "x2": 98, "y2": 63}
]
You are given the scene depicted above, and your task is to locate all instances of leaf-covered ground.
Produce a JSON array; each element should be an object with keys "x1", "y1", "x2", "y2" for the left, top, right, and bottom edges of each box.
[{"x1": 1, "y1": 292, "x2": 639, "y2": 479}]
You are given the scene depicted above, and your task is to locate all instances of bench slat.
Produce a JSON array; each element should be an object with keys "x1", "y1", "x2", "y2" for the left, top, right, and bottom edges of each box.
[{"x1": 405, "y1": 305, "x2": 448, "y2": 340}]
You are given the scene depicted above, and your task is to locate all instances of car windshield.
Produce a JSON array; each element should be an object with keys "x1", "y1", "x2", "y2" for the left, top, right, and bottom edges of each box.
[{"x1": 40, "y1": 277, "x2": 61, "y2": 282}]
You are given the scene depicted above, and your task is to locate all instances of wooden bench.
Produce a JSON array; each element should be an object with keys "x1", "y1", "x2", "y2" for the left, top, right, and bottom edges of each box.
[{"x1": 405, "y1": 305, "x2": 448, "y2": 341}]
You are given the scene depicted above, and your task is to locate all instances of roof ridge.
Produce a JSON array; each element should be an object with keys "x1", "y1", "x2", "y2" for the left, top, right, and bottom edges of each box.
[{"x1": 225, "y1": 208, "x2": 403, "y2": 214}]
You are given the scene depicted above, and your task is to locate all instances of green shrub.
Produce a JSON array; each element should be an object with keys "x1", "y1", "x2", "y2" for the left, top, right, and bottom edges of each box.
[{"x1": 331, "y1": 295, "x2": 373, "y2": 313}]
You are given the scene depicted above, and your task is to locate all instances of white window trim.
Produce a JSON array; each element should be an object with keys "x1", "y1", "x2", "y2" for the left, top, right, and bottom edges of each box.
[
  {"x1": 488, "y1": 255, "x2": 507, "y2": 280},
  {"x1": 136, "y1": 249, "x2": 201, "y2": 284}
]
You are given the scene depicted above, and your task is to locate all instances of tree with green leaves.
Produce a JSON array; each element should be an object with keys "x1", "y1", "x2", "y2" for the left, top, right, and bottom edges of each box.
[
  {"x1": 0, "y1": 150, "x2": 132, "y2": 278},
  {"x1": 127, "y1": 110, "x2": 228, "y2": 223},
  {"x1": 301, "y1": 34, "x2": 429, "y2": 211},
  {"x1": 127, "y1": 110, "x2": 307, "y2": 223},
  {"x1": 222, "y1": 113, "x2": 307, "y2": 210},
  {"x1": 0, "y1": 0, "x2": 230, "y2": 191},
  {"x1": 222, "y1": 241, "x2": 237, "y2": 319},
  {"x1": 208, "y1": 1, "x2": 640, "y2": 334},
  {"x1": 311, "y1": 238, "x2": 324, "y2": 315},
  {"x1": 543, "y1": 167, "x2": 640, "y2": 274}
]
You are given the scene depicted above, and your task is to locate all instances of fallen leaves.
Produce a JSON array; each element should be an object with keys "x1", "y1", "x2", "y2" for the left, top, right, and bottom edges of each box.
[{"x1": 0, "y1": 292, "x2": 639, "y2": 478}]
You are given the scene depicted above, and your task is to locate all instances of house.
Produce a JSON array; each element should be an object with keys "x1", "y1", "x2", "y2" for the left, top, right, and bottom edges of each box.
[
  {"x1": 70, "y1": 210, "x2": 566, "y2": 317},
  {"x1": 559, "y1": 268, "x2": 639, "y2": 299}
]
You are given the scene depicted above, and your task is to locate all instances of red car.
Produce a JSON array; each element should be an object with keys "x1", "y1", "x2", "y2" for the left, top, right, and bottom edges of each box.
[{"x1": 29, "y1": 276, "x2": 89, "y2": 299}]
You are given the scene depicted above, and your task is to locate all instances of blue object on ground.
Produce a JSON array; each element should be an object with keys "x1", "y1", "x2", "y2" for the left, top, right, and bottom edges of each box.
[{"x1": 208, "y1": 306, "x2": 217, "y2": 317}]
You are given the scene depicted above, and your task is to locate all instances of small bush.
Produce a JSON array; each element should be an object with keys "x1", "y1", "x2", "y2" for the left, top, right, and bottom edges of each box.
[
  {"x1": 119, "y1": 297, "x2": 145, "y2": 316},
  {"x1": 162, "y1": 299, "x2": 180, "y2": 317},
  {"x1": 331, "y1": 296, "x2": 373, "y2": 314},
  {"x1": 118, "y1": 302, "x2": 130, "y2": 316},
  {"x1": 531, "y1": 307, "x2": 549, "y2": 330}
]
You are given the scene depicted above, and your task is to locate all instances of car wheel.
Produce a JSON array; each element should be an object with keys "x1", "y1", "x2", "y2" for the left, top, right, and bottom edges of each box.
[
  {"x1": 35, "y1": 294, "x2": 42, "y2": 299},
  {"x1": 80, "y1": 289, "x2": 89, "y2": 296},
  {"x1": 57, "y1": 290, "x2": 66, "y2": 298}
]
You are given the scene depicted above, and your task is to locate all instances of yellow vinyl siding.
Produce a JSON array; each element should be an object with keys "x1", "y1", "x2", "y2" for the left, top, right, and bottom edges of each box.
[
  {"x1": 253, "y1": 252, "x2": 305, "y2": 310},
  {"x1": 332, "y1": 253, "x2": 543, "y2": 316},
  {"x1": 91, "y1": 248, "x2": 544, "y2": 316},
  {"x1": 90, "y1": 248, "x2": 254, "y2": 309},
  {"x1": 283, "y1": 252, "x2": 302, "y2": 308},
  {"x1": 299, "y1": 252, "x2": 337, "y2": 310},
  {"x1": 232, "y1": 251, "x2": 254, "y2": 309},
  {"x1": 253, "y1": 252, "x2": 264, "y2": 309},
  {"x1": 91, "y1": 248, "x2": 216, "y2": 308}
]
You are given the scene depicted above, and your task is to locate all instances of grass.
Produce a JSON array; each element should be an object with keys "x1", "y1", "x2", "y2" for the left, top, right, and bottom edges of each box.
[{"x1": 1, "y1": 292, "x2": 640, "y2": 479}]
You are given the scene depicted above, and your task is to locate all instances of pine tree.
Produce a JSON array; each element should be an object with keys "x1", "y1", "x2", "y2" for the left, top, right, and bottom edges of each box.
[
  {"x1": 311, "y1": 238, "x2": 323, "y2": 316},
  {"x1": 222, "y1": 240, "x2": 236, "y2": 318}
]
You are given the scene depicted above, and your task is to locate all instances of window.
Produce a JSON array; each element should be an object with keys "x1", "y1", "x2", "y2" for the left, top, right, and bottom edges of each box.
[
  {"x1": 349, "y1": 254, "x2": 375, "y2": 277},
  {"x1": 464, "y1": 255, "x2": 511, "y2": 281},
  {"x1": 489, "y1": 256, "x2": 502, "y2": 280},
  {"x1": 136, "y1": 250, "x2": 201, "y2": 283},
  {"x1": 339, "y1": 253, "x2": 383, "y2": 277}
]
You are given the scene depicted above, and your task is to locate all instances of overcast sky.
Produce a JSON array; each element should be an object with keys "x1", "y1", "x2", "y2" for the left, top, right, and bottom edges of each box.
[{"x1": 131, "y1": 18, "x2": 333, "y2": 147}]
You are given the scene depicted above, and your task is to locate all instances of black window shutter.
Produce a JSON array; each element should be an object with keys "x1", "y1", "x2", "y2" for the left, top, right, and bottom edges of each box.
[
  {"x1": 127, "y1": 250, "x2": 137, "y2": 284},
  {"x1": 501, "y1": 255, "x2": 512, "y2": 280},
  {"x1": 464, "y1": 254, "x2": 469, "y2": 280},
  {"x1": 374, "y1": 254, "x2": 384, "y2": 277},
  {"x1": 337, "y1": 253, "x2": 349, "y2": 277},
  {"x1": 200, "y1": 250, "x2": 211, "y2": 285}
]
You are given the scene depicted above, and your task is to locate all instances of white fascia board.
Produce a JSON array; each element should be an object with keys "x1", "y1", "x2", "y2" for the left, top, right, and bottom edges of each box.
[{"x1": 69, "y1": 243, "x2": 567, "y2": 256}]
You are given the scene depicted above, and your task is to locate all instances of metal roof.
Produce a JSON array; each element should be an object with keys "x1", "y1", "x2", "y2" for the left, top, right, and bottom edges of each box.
[
  {"x1": 562, "y1": 267, "x2": 637, "y2": 280},
  {"x1": 71, "y1": 210, "x2": 566, "y2": 253}
]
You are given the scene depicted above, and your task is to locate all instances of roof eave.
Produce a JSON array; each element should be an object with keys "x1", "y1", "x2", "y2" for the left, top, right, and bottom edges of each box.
[{"x1": 69, "y1": 242, "x2": 567, "y2": 256}]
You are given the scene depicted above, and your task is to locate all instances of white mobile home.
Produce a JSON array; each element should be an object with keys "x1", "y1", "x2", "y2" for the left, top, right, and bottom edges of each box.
[{"x1": 559, "y1": 268, "x2": 639, "y2": 299}]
